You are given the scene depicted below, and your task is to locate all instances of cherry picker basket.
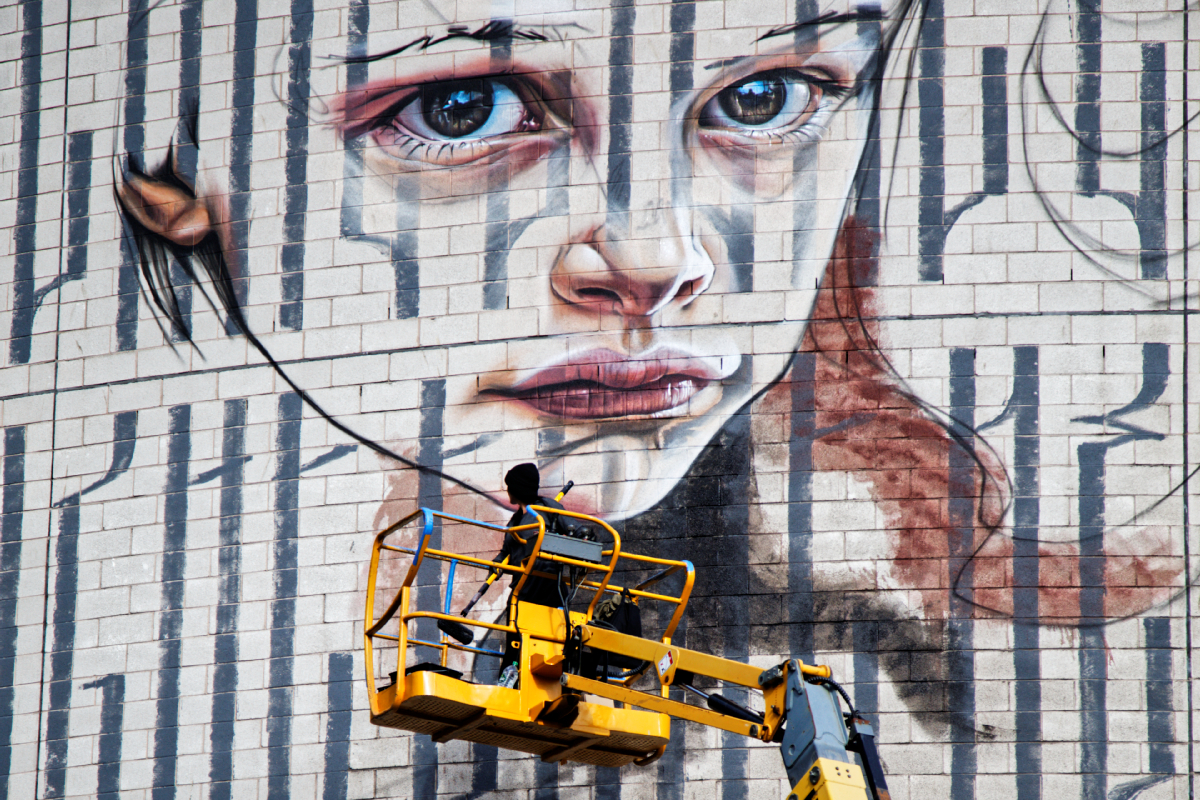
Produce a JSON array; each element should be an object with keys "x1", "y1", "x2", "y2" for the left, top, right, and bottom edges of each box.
[{"x1": 363, "y1": 506, "x2": 695, "y2": 767}]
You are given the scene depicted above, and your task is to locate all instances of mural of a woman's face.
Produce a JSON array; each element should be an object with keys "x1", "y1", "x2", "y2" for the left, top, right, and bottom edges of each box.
[{"x1": 127, "y1": 1, "x2": 893, "y2": 519}]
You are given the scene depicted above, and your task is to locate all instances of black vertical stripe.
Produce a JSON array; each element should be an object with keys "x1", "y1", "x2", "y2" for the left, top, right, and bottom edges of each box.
[
  {"x1": 8, "y1": 0, "x2": 43, "y2": 366},
  {"x1": 726, "y1": 207, "x2": 754, "y2": 294},
  {"x1": 1143, "y1": 617, "x2": 1174, "y2": 774},
  {"x1": 25, "y1": 132, "x2": 95, "y2": 325},
  {"x1": 853, "y1": 12, "x2": 883, "y2": 259},
  {"x1": 42, "y1": 411, "x2": 138, "y2": 798},
  {"x1": 481, "y1": 188, "x2": 513, "y2": 310},
  {"x1": 720, "y1": 414, "x2": 752, "y2": 800},
  {"x1": 42, "y1": 499, "x2": 78, "y2": 800},
  {"x1": 170, "y1": 0, "x2": 203, "y2": 341},
  {"x1": 481, "y1": 36, "x2": 516, "y2": 312},
  {"x1": 981, "y1": 48, "x2": 1008, "y2": 196},
  {"x1": 788, "y1": 352, "x2": 816, "y2": 663},
  {"x1": 152, "y1": 406, "x2": 191, "y2": 800},
  {"x1": 948, "y1": 347, "x2": 976, "y2": 799},
  {"x1": 1011, "y1": 347, "x2": 1041, "y2": 800},
  {"x1": 413, "y1": 379, "x2": 445, "y2": 798},
  {"x1": 322, "y1": 652, "x2": 353, "y2": 800},
  {"x1": 340, "y1": 0, "x2": 369, "y2": 240},
  {"x1": 80, "y1": 674, "x2": 125, "y2": 800},
  {"x1": 0, "y1": 427, "x2": 26, "y2": 796},
  {"x1": 1076, "y1": 343, "x2": 1168, "y2": 799},
  {"x1": 175, "y1": 0, "x2": 202, "y2": 182},
  {"x1": 1138, "y1": 43, "x2": 1167, "y2": 279},
  {"x1": 117, "y1": 0, "x2": 150, "y2": 351},
  {"x1": 1076, "y1": 464, "x2": 1107, "y2": 800},
  {"x1": 226, "y1": 0, "x2": 258, "y2": 332},
  {"x1": 280, "y1": 0, "x2": 314, "y2": 330},
  {"x1": 654, "y1": 7, "x2": 695, "y2": 798},
  {"x1": 209, "y1": 400, "x2": 247, "y2": 800},
  {"x1": 1074, "y1": 1, "x2": 1101, "y2": 194},
  {"x1": 268, "y1": 393, "x2": 302, "y2": 800},
  {"x1": 605, "y1": 0, "x2": 636, "y2": 228},
  {"x1": 916, "y1": 0, "x2": 945, "y2": 282},
  {"x1": 63, "y1": 133, "x2": 94, "y2": 283},
  {"x1": 392, "y1": 201, "x2": 420, "y2": 319}
]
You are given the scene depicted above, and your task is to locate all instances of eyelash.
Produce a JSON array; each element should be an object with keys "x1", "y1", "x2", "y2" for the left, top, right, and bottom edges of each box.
[
  {"x1": 699, "y1": 70, "x2": 854, "y2": 145},
  {"x1": 354, "y1": 69, "x2": 855, "y2": 164}
]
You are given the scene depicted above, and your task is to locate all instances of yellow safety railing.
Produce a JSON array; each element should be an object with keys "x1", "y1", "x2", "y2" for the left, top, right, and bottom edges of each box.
[{"x1": 364, "y1": 506, "x2": 694, "y2": 710}]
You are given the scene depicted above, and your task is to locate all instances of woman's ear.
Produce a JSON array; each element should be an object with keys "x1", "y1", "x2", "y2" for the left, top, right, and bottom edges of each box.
[{"x1": 118, "y1": 170, "x2": 211, "y2": 247}]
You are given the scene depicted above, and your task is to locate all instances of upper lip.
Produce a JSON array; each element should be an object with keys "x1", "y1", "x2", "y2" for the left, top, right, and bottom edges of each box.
[
  {"x1": 506, "y1": 348, "x2": 729, "y2": 393},
  {"x1": 479, "y1": 347, "x2": 736, "y2": 420}
]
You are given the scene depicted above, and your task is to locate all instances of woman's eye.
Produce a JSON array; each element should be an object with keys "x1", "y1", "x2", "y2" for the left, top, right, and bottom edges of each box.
[
  {"x1": 394, "y1": 79, "x2": 535, "y2": 141},
  {"x1": 700, "y1": 71, "x2": 821, "y2": 131}
]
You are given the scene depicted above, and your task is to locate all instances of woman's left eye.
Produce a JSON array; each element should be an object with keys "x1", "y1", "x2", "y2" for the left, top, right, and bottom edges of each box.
[
  {"x1": 700, "y1": 71, "x2": 830, "y2": 132},
  {"x1": 393, "y1": 78, "x2": 537, "y2": 141}
]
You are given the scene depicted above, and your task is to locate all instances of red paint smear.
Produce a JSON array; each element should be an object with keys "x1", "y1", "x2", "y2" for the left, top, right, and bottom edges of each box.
[{"x1": 778, "y1": 217, "x2": 1184, "y2": 626}]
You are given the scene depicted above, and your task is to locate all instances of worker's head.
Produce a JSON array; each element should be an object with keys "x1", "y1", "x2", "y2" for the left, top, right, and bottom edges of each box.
[{"x1": 504, "y1": 463, "x2": 541, "y2": 507}]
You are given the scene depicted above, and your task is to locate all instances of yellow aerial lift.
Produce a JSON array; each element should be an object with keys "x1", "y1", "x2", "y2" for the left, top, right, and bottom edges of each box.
[{"x1": 364, "y1": 498, "x2": 890, "y2": 800}]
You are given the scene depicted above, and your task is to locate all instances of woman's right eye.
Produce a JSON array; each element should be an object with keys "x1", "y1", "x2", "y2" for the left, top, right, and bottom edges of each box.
[{"x1": 389, "y1": 78, "x2": 539, "y2": 143}]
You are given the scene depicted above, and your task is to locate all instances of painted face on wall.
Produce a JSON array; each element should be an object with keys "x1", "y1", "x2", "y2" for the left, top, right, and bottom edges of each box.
[
  {"x1": 121, "y1": 1, "x2": 897, "y2": 519},
  {"x1": 332, "y1": 1, "x2": 889, "y2": 516}
]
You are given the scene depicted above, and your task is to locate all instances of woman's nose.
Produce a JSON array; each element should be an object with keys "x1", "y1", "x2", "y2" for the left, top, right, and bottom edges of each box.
[{"x1": 552, "y1": 186, "x2": 715, "y2": 318}]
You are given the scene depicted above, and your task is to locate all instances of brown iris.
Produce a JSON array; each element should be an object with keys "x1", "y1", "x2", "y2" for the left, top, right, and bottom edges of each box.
[
  {"x1": 717, "y1": 75, "x2": 789, "y2": 126},
  {"x1": 422, "y1": 80, "x2": 494, "y2": 138}
]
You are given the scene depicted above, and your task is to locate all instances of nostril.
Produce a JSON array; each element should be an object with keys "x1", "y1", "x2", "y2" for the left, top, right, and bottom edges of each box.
[
  {"x1": 676, "y1": 278, "x2": 701, "y2": 300},
  {"x1": 576, "y1": 287, "x2": 621, "y2": 303}
]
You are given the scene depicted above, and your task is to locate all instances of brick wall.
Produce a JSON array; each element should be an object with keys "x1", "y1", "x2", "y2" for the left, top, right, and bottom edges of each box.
[{"x1": 0, "y1": 1, "x2": 1195, "y2": 798}]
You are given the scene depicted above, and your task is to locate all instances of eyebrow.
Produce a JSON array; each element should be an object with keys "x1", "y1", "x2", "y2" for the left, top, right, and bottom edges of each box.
[
  {"x1": 336, "y1": 19, "x2": 550, "y2": 65},
  {"x1": 758, "y1": 7, "x2": 884, "y2": 42}
]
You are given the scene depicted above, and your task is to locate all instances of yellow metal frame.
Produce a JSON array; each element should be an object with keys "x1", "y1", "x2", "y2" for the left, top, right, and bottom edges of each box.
[
  {"x1": 363, "y1": 506, "x2": 696, "y2": 767},
  {"x1": 362, "y1": 505, "x2": 865, "y2": 797}
]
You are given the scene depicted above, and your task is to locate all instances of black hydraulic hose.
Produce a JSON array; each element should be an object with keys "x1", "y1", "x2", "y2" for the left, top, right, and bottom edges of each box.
[{"x1": 806, "y1": 675, "x2": 858, "y2": 718}]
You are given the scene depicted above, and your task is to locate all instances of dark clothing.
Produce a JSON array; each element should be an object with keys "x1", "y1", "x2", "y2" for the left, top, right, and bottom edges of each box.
[{"x1": 496, "y1": 496, "x2": 565, "y2": 607}]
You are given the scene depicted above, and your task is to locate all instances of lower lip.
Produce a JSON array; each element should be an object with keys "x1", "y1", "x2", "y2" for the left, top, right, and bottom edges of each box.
[{"x1": 510, "y1": 376, "x2": 706, "y2": 419}]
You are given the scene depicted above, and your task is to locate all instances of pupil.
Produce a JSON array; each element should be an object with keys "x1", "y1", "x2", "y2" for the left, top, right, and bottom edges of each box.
[
  {"x1": 423, "y1": 81, "x2": 494, "y2": 138},
  {"x1": 719, "y1": 77, "x2": 785, "y2": 126}
]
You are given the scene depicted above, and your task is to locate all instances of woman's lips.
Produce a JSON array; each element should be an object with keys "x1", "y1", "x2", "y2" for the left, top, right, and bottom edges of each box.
[{"x1": 487, "y1": 350, "x2": 728, "y2": 420}]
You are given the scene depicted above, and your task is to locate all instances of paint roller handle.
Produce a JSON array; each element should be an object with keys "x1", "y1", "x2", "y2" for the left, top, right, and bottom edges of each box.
[{"x1": 458, "y1": 556, "x2": 508, "y2": 616}]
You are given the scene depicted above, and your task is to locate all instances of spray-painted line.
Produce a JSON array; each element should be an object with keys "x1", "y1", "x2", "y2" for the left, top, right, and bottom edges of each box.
[
  {"x1": 916, "y1": 0, "x2": 945, "y2": 282},
  {"x1": 413, "y1": 379, "x2": 446, "y2": 797},
  {"x1": 225, "y1": 0, "x2": 258, "y2": 331},
  {"x1": 339, "y1": 0, "x2": 369, "y2": 242},
  {"x1": 392, "y1": 190, "x2": 420, "y2": 319},
  {"x1": 81, "y1": 674, "x2": 125, "y2": 800},
  {"x1": 948, "y1": 347, "x2": 977, "y2": 797},
  {"x1": 0, "y1": 427, "x2": 26, "y2": 796},
  {"x1": 1143, "y1": 617, "x2": 1174, "y2": 774},
  {"x1": 43, "y1": 412, "x2": 138, "y2": 798},
  {"x1": 281, "y1": 0, "x2": 315, "y2": 330},
  {"x1": 1074, "y1": 1, "x2": 1101, "y2": 195},
  {"x1": 168, "y1": 0, "x2": 203, "y2": 342},
  {"x1": 117, "y1": 0, "x2": 150, "y2": 351},
  {"x1": 151, "y1": 406, "x2": 191, "y2": 800},
  {"x1": 1137, "y1": 43, "x2": 1167, "y2": 280},
  {"x1": 8, "y1": 0, "x2": 44, "y2": 366},
  {"x1": 25, "y1": 132, "x2": 94, "y2": 333},
  {"x1": 267, "y1": 393, "x2": 302, "y2": 800},
  {"x1": 322, "y1": 652, "x2": 353, "y2": 800},
  {"x1": 720, "y1": 413, "x2": 754, "y2": 800},
  {"x1": 654, "y1": 6, "x2": 699, "y2": 797},
  {"x1": 1075, "y1": 342, "x2": 1168, "y2": 799},
  {"x1": 1011, "y1": 346, "x2": 1042, "y2": 800},
  {"x1": 209, "y1": 400, "x2": 247, "y2": 800},
  {"x1": 605, "y1": 0, "x2": 635, "y2": 230}
]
